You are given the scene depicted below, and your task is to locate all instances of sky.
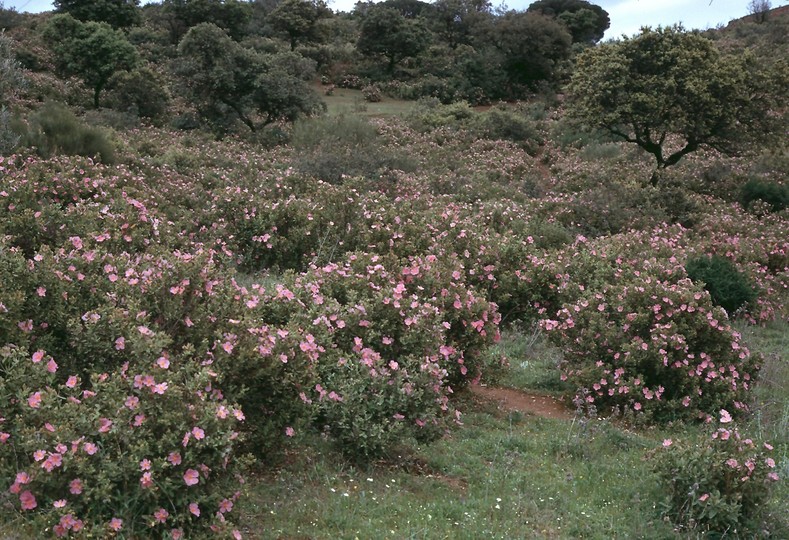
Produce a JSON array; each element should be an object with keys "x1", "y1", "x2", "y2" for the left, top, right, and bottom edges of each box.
[{"x1": 3, "y1": 0, "x2": 788, "y2": 40}]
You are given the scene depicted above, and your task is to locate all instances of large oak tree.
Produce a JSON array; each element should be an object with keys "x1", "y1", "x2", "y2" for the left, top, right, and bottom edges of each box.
[{"x1": 567, "y1": 26, "x2": 788, "y2": 185}]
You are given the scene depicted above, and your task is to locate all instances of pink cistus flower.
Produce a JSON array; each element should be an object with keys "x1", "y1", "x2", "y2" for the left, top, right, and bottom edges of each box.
[
  {"x1": 183, "y1": 469, "x2": 199, "y2": 486},
  {"x1": 19, "y1": 490, "x2": 37, "y2": 510}
]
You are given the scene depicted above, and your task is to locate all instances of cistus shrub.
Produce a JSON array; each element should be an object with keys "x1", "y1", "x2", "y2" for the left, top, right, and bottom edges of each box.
[
  {"x1": 231, "y1": 252, "x2": 501, "y2": 459},
  {"x1": 543, "y1": 272, "x2": 760, "y2": 423},
  {"x1": 0, "y1": 343, "x2": 246, "y2": 538},
  {"x1": 655, "y1": 416, "x2": 780, "y2": 534},
  {"x1": 685, "y1": 255, "x2": 757, "y2": 315}
]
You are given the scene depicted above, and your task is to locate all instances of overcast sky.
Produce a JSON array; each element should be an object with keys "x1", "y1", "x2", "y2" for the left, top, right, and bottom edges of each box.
[{"x1": 4, "y1": 0, "x2": 788, "y2": 40}]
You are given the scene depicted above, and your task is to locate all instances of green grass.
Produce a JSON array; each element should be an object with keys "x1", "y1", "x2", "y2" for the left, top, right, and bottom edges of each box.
[
  {"x1": 316, "y1": 84, "x2": 416, "y2": 118},
  {"x1": 484, "y1": 326, "x2": 569, "y2": 394},
  {"x1": 239, "y1": 400, "x2": 677, "y2": 539},
  {"x1": 238, "y1": 320, "x2": 789, "y2": 538}
]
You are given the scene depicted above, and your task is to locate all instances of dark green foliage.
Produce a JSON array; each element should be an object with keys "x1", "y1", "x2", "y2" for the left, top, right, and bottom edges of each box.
[
  {"x1": 527, "y1": 0, "x2": 610, "y2": 44},
  {"x1": 493, "y1": 11, "x2": 572, "y2": 88},
  {"x1": 17, "y1": 101, "x2": 116, "y2": 163},
  {"x1": 356, "y1": 5, "x2": 432, "y2": 72},
  {"x1": 686, "y1": 255, "x2": 757, "y2": 315},
  {"x1": 106, "y1": 66, "x2": 170, "y2": 122},
  {"x1": 470, "y1": 107, "x2": 541, "y2": 153},
  {"x1": 741, "y1": 179, "x2": 789, "y2": 212},
  {"x1": 42, "y1": 14, "x2": 138, "y2": 108},
  {"x1": 568, "y1": 26, "x2": 789, "y2": 185},
  {"x1": 268, "y1": 0, "x2": 332, "y2": 50},
  {"x1": 160, "y1": 0, "x2": 252, "y2": 43},
  {"x1": 175, "y1": 23, "x2": 324, "y2": 134},
  {"x1": 54, "y1": 0, "x2": 141, "y2": 28}
]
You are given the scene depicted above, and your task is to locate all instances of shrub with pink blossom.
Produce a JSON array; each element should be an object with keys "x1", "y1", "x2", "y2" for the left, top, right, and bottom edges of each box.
[
  {"x1": 543, "y1": 270, "x2": 760, "y2": 422},
  {"x1": 0, "y1": 345, "x2": 246, "y2": 538},
  {"x1": 655, "y1": 415, "x2": 780, "y2": 534}
]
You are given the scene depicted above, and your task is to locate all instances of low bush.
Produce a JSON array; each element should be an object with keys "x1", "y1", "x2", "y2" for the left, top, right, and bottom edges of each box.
[
  {"x1": 543, "y1": 272, "x2": 760, "y2": 423},
  {"x1": 469, "y1": 107, "x2": 541, "y2": 154},
  {"x1": 361, "y1": 84, "x2": 382, "y2": 102},
  {"x1": 741, "y1": 178, "x2": 789, "y2": 213},
  {"x1": 686, "y1": 255, "x2": 757, "y2": 315},
  {"x1": 655, "y1": 419, "x2": 780, "y2": 534},
  {"x1": 0, "y1": 345, "x2": 246, "y2": 538},
  {"x1": 17, "y1": 102, "x2": 116, "y2": 163}
]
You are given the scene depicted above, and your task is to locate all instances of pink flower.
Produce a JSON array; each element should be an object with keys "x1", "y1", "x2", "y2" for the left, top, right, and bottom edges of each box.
[
  {"x1": 171, "y1": 528, "x2": 184, "y2": 540},
  {"x1": 719, "y1": 409, "x2": 733, "y2": 423},
  {"x1": 699, "y1": 493, "x2": 710, "y2": 502},
  {"x1": 28, "y1": 392, "x2": 42, "y2": 409},
  {"x1": 83, "y1": 442, "x2": 98, "y2": 455},
  {"x1": 219, "y1": 498, "x2": 233, "y2": 514},
  {"x1": 222, "y1": 342, "x2": 234, "y2": 354},
  {"x1": 183, "y1": 469, "x2": 199, "y2": 486},
  {"x1": 109, "y1": 518, "x2": 123, "y2": 531},
  {"x1": 98, "y1": 418, "x2": 113, "y2": 433},
  {"x1": 140, "y1": 471, "x2": 153, "y2": 488},
  {"x1": 233, "y1": 530, "x2": 243, "y2": 540},
  {"x1": 189, "y1": 502, "x2": 200, "y2": 517},
  {"x1": 662, "y1": 439, "x2": 672, "y2": 447},
  {"x1": 69, "y1": 478, "x2": 83, "y2": 495},
  {"x1": 15, "y1": 471, "x2": 30, "y2": 484},
  {"x1": 47, "y1": 359, "x2": 58, "y2": 373},
  {"x1": 140, "y1": 459, "x2": 151, "y2": 471},
  {"x1": 156, "y1": 356, "x2": 170, "y2": 369},
  {"x1": 32, "y1": 350, "x2": 45, "y2": 363},
  {"x1": 53, "y1": 499, "x2": 67, "y2": 508},
  {"x1": 115, "y1": 337, "x2": 125, "y2": 350},
  {"x1": 285, "y1": 426, "x2": 295, "y2": 437},
  {"x1": 153, "y1": 508, "x2": 169, "y2": 524},
  {"x1": 167, "y1": 452, "x2": 182, "y2": 466},
  {"x1": 66, "y1": 376, "x2": 78, "y2": 388},
  {"x1": 191, "y1": 426, "x2": 205, "y2": 440},
  {"x1": 125, "y1": 396, "x2": 139, "y2": 409},
  {"x1": 20, "y1": 490, "x2": 37, "y2": 510}
]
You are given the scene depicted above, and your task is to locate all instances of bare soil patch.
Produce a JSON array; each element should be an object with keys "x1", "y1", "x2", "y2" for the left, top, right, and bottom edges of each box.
[{"x1": 470, "y1": 385, "x2": 574, "y2": 421}]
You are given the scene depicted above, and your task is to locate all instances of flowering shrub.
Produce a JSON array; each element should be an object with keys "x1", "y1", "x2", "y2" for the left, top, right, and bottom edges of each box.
[
  {"x1": 543, "y1": 271, "x2": 760, "y2": 422},
  {"x1": 655, "y1": 415, "x2": 780, "y2": 534},
  {"x1": 233, "y1": 252, "x2": 501, "y2": 459},
  {"x1": 0, "y1": 345, "x2": 246, "y2": 538}
]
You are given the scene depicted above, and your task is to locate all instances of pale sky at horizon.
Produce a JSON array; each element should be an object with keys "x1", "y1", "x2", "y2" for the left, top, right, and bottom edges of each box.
[{"x1": 3, "y1": 0, "x2": 788, "y2": 40}]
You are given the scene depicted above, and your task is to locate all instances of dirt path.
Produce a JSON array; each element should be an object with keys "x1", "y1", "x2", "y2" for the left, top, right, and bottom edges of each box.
[{"x1": 470, "y1": 385, "x2": 574, "y2": 421}]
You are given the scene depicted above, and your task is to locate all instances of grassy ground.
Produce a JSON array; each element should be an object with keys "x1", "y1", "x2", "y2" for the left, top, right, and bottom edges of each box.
[
  {"x1": 238, "y1": 322, "x2": 789, "y2": 539},
  {"x1": 315, "y1": 83, "x2": 416, "y2": 118}
]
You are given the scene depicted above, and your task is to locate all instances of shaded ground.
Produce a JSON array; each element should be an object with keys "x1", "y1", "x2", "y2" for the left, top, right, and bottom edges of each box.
[{"x1": 470, "y1": 385, "x2": 575, "y2": 420}]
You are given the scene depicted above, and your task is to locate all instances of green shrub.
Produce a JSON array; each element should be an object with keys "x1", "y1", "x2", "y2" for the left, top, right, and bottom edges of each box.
[
  {"x1": 0, "y1": 105, "x2": 19, "y2": 154},
  {"x1": 18, "y1": 102, "x2": 115, "y2": 163},
  {"x1": 468, "y1": 107, "x2": 540, "y2": 153},
  {"x1": 106, "y1": 67, "x2": 170, "y2": 122},
  {"x1": 686, "y1": 255, "x2": 757, "y2": 315},
  {"x1": 741, "y1": 178, "x2": 789, "y2": 213},
  {"x1": 655, "y1": 421, "x2": 780, "y2": 534},
  {"x1": 292, "y1": 115, "x2": 415, "y2": 184}
]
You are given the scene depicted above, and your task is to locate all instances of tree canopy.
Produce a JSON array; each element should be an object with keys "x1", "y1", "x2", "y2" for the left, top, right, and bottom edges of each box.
[
  {"x1": 356, "y1": 5, "x2": 432, "y2": 72},
  {"x1": 567, "y1": 25, "x2": 788, "y2": 185},
  {"x1": 54, "y1": 0, "x2": 141, "y2": 28},
  {"x1": 527, "y1": 0, "x2": 609, "y2": 44},
  {"x1": 43, "y1": 14, "x2": 138, "y2": 108},
  {"x1": 175, "y1": 23, "x2": 323, "y2": 133}
]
